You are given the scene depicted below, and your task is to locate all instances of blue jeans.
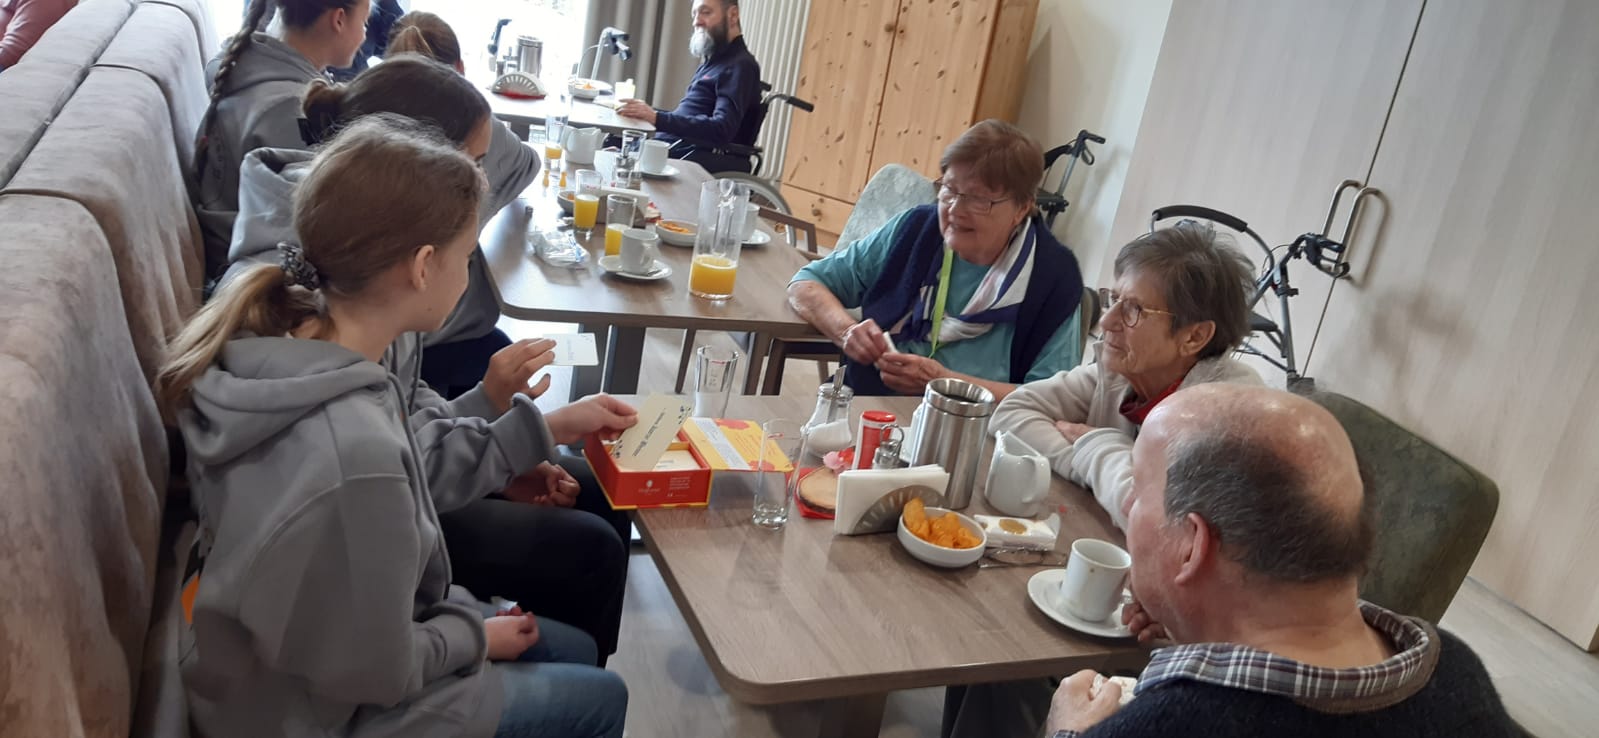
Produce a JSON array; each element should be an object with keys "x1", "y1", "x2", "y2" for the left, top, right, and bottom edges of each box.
[{"x1": 494, "y1": 618, "x2": 628, "y2": 738}]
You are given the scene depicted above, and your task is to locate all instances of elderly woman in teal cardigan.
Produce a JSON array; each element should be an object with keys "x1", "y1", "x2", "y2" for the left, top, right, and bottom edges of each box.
[{"x1": 788, "y1": 120, "x2": 1083, "y2": 399}]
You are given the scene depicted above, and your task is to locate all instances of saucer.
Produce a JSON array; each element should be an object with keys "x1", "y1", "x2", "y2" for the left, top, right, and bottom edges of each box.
[
  {"x1": 743, "y1": 230, "x2": 771, "y2": 247},
  {"x1": 639, "y1": 164, "x2": 680, "y2": 179},
  {"x1": 1027, "y1": 569, "x2": 1133, "y2": 639},
  {"x1": 599, "y1": 255, "x2": 672, "y2": 281}
]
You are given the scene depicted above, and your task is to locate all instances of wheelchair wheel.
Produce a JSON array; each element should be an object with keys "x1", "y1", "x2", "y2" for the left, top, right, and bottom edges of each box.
[{"x1": 711, "y1": 171, "x2": 792, "y2": 215}]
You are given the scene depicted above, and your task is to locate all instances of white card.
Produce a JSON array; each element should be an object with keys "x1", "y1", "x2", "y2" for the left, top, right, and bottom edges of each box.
[
  {"x1": 612, "y1": 394, "x2": 694, "y2": 471},
  {"x1": 881, "y1": 332, "x2": 899, "y2": 354},
  {"x1": 543, "y1": 333, "x2": 599, "y2": 366}
]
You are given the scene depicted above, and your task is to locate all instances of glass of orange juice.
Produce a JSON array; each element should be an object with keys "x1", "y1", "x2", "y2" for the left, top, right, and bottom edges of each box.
[
  {"x1": 604, "y1": 195, "x2": 635, "y2": 256},
  {"x1": 572, "y1": 170, "x2": 602, "y2": 240},
  {"x1": 689, "y1": 179, "x2": 751, "y2": 300}
]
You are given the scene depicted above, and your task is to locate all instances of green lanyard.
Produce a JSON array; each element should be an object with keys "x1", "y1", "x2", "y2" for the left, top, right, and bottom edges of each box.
[{"x1": 927, "y1": 247, "x2": 954, "y2": 358}]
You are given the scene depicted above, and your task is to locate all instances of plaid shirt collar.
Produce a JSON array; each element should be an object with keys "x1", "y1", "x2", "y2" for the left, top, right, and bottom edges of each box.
[{"x1": 1134, "y1": 601, "x2": 1440, "y2": 712}]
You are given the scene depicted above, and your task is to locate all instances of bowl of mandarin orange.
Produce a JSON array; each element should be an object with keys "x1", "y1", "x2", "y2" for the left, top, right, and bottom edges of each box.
[{"x1": 898, "y1": 499, "x2": 986, "y2": 568}]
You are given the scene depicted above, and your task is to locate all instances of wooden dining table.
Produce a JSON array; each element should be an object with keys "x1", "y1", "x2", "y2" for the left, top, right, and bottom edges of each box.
[
  {"x1": 480, "y1": 152, "x2": 823, "y2": 401},
  {"x1": 486, "y1": 91, "x2": 656, "y2": 140},
  {"x1": 625, "y1": 394, "x2": 1150, "y2": 738}
]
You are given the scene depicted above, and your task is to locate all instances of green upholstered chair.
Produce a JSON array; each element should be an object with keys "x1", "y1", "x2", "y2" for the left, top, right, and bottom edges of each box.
[{"x1": 1310, "y1": 392, "x2": 1500, "y2": 623}]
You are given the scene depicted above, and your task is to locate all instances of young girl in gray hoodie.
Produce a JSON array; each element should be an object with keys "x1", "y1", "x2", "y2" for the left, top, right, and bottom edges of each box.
[
  {"x1": 195, "y1": 0, "x2": 372, "y2": 277},
  {"x1": 160, "y1": 116, "x2": 629, "y2": 738}
]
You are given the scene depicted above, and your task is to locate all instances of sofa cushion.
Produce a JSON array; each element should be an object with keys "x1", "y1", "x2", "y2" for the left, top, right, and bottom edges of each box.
[
  {"x1": 4, "y1": 66, "x2": 203, "y2": 382},
  {"x1": 97, "y1": 1, "x2": 210, "y2": 200},
  {"x1": 0, "y1": 193, "x2": 166, "y2": 738},
  {"x1": 0, "y1": 60, "x2": 82, "y2": 186},
  {"x1": 16, "y1": 0, "x2": 135, "y2": 68},
  {"x1": 146, "y1": 0, "x2": 220, "y2": 64}
]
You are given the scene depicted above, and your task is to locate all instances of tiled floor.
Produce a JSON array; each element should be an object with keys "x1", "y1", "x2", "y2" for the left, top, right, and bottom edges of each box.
[{"x1": 499, "y1": 317, "x2": 1599, "y2": 738}]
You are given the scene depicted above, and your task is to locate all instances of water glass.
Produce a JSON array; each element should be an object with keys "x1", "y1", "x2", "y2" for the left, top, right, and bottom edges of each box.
[
  {"x1": 620, "y1": 130, "x2": 645, "y2": 166},
  {"x1": 692, "y1": 345, "x2": 740, "y2": 418},
  {"x1": 752, "y1": 419, "x2": 805, "y2": 529}
]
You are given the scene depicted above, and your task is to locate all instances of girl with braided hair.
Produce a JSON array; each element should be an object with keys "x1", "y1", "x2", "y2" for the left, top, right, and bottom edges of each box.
[
  {"x1": 161, "y1": 114, "x2": 629, "y2": 738},
  {"x1": 193, "y1": 0, "x2": 371, "y2": 280}
]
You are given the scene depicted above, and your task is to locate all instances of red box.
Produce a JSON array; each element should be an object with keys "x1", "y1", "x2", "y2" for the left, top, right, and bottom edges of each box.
[{"x1": 584, "y1": 432, "x2": 715, "y2": 509}]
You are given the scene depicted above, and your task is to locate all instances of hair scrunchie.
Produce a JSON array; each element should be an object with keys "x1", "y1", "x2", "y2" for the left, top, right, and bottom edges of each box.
[{"x1": 277, "y1": 241, "x2": 321, "y2": 289}]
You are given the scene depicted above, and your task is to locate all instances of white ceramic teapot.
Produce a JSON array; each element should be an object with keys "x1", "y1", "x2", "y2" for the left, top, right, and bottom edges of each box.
[{"x1": 984, "y1": 430, "x2": 1050, "y2": 517}]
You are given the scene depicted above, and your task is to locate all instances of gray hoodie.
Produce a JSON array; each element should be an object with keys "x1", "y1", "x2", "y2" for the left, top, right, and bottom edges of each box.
[
  {"x1": 178, "y1": 336, "x2": 559, "y2": 738},
  {"x1": 196, "y1": 33, "x2": 323, "y2": 276},
  {"x1": 432, "y1": 115, "x2": 540, "y2": 346}
]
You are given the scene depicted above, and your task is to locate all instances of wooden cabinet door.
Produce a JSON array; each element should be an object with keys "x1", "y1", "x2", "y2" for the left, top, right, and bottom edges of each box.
[
  {"x1": 1307, "y1": 0, "x2": 1599, "y2": 651},
  {"x1": 865, "y1": 0, "x2": 1005, "y2": 183},
  {"x1": 1106, "y1": 0, "x2": 1422, "y2": 373},
  {"x1": 781, "y1": 0, "x2": 903, "y2": 200}
]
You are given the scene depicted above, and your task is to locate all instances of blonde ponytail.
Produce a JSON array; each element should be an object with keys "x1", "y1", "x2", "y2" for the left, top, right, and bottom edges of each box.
[{"x1": 157, "y1": 262, "x2": 321, "y2": 418}]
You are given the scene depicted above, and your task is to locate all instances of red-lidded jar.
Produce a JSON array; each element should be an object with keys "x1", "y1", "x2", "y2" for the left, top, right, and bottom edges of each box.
[{"x1": 853, "y1": 410, "x2": 899, "y2": 470}]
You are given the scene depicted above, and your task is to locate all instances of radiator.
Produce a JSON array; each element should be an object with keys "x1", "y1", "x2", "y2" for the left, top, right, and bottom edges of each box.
[{"x1": 739, "y1": 0, "x2": 811, "y2": 179}]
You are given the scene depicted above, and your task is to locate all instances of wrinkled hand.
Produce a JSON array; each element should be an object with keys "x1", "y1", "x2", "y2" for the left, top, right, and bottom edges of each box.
[
  {"x1": 876, "y1": 352, "x2": 946, "y2": 395},
  {"x1": 616, "y1": 99, "x2": 658, "y2": 125},
  {"x1": 1122, "y1": 595, "x2": 1170, "y2": 645},
  {"x1": 546, "y1": 393, "x2": 639, "y2": 445},
  {"x1": 483, "y1": 339, "x2": 557, "y2": 414},
  {"x1": 484, "y1": 613, "x2": 541, "y2": 661},
  {"x1": 839, "y1": 319, "x2": 891, "y2": 365},
  {"x1": 1055, "y1": 420, "x2": 1096, "y2": 443},
  {"x1": 1044, "y1": 670, "x2": 1124, "y2": 735},
  {"x1": 503, "y1": 462, "x2": 581, "y2": 507}
]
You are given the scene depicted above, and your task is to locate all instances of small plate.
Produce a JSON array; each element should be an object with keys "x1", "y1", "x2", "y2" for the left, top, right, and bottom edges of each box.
[
  {"x1": 743, "y1": 230, "x2": 772, "y2": 247},
  {"x1": 599, "y1": 255, "x2": 673, "y2": 281},
  {"x1": 656, "y1": 220, "x2": 698, "y2": 247},
  {"x1": 1027, "y1": 569, "x2": 1133, "y2": 639},
  {"x1": 639, "y1": 164, "x2": 680, "y2": 179}
]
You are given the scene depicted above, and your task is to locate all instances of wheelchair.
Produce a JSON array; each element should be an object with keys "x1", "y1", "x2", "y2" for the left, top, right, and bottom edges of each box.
[{"x1": 665, "y1": 82, "x2": 814, "y2": 214}]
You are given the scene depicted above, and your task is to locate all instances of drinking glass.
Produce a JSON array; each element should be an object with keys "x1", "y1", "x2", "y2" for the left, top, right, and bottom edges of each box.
[
  {"x1": 752, "y1": 419, "x2": 804, "y2": 529},
  {"x1": 572, "y1": 170, "x2": 602, "y2": 240},
  {"x1": 543, "y1": 114, "x2": 566, "y2": 187},
  {"x1": 692, "y1": 345, "x2": 740, "y2": 418},
  {"x1": 604, "y1": 194, "x2": 636, "y2": 256},
  {"x1": 689, "y1": 179, "x2": 750, "y2": 300}
]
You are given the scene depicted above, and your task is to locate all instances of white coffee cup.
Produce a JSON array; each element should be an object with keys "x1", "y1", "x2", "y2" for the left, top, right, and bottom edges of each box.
[
  {"x1": 620, "y1": 227, "x2": 661, "y2": 274},
  {"x1": 737, "y1": 201, "x2": 761, "y2": 241},
  {"x1": 639, "y1": 139, "x2": 671, "y2": 175},
  {"x1": 1058, "y1": 538, "x2": 1131, "y2": 623}
]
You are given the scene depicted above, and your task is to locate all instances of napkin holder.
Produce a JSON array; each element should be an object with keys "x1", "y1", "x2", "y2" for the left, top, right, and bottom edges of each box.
[{"x1": 832, "y1": 465, "x2": 949, "y2": 536}]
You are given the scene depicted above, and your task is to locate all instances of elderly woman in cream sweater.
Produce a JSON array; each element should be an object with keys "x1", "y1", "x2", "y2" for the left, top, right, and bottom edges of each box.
[{"x1": 991, "y1": 222, "x2": 1263, "y2": 529}]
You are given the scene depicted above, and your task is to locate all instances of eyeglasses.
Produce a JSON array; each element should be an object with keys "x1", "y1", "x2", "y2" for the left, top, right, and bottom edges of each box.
[
  {"x1": 1101, "y1": 289, "x2": 1177, "y2": 328},
  {"x1": 934, "y1": 179, "x2": 1013, "y2": 216}
]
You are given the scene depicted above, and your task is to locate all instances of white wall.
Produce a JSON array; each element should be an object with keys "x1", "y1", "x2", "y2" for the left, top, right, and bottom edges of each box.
[{"x1": 1014, "y1": 0, "x2": 1173, "y2": 288}]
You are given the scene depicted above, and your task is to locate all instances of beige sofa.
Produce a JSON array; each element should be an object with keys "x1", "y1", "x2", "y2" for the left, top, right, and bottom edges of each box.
[{"x1": 0, "y1": 0, "x2": 215, "y2": 735}]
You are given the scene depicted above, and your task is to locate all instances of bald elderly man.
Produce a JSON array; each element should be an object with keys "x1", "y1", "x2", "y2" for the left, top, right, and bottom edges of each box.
[{"x1": 1042, "y1": 385, "x2": 1519, "y2": 737}]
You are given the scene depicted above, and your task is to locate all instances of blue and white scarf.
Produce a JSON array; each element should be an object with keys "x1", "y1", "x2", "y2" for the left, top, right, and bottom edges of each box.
[{"x1": 890, "y1": 220, "x2": 1037, "y2": 348}]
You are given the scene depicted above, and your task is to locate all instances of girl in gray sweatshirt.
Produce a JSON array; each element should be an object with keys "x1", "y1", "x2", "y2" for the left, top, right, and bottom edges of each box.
[
  {"x1": 160, "y1": 116, "x2": 628, "y2": 738},
  {"x1": 195, "y1": 0, "x2": 373, "y2": 278}
]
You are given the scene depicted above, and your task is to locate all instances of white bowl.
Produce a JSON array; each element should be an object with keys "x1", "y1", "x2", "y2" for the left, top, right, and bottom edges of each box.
[
  {"x1": 569, "y1": 78, "x2": 612, "y2": 100},
  {"x1": 898, "y1": 507, "x2": 986, "y2": 568},
  {"x1": 655, "y1": 219, "x2": 698, "y2": 247}
]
